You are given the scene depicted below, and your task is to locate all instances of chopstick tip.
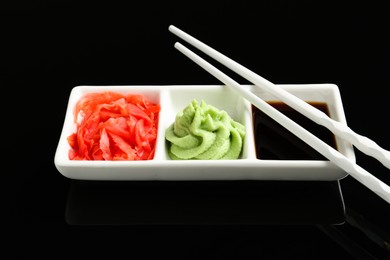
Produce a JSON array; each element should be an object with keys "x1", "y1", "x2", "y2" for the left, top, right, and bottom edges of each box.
[{"x1": 174, "y1": 42, "x2": 186, "y2": 51}]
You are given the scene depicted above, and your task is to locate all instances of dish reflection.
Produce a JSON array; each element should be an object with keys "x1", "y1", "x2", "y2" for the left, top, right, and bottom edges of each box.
[{"x1": 66, "y1": 180, "x2": 345, "y2": 225}]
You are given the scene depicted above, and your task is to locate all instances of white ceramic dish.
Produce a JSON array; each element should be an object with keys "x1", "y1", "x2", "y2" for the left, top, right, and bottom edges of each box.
[{"x1": 54, "y1": 84, "x2": 355, "y2": 181}]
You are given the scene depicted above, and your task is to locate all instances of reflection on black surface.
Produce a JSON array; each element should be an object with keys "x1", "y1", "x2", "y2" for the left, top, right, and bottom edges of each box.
[
  {"x1": 319, "y1": 207, "x2": 390, "y2": 260},
  {"x1": 66, "y1": 180, "x2": 345, "y2": 225}
]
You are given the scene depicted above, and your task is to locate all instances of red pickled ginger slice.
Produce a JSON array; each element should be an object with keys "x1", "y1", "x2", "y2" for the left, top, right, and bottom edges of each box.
[{"x1": 68, "y1": 91, "x2": 160, "y2": 161}]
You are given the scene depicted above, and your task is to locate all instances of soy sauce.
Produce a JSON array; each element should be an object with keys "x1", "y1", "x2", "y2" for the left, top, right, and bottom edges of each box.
[{"x1": 252, "y1": 102, "x2": 337, "y2": 160}]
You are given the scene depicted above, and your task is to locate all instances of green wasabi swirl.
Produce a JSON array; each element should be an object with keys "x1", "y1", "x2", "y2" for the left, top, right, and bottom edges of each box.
[{"x1": 165, "y1": 99, "x2": 246, "y2": 160}]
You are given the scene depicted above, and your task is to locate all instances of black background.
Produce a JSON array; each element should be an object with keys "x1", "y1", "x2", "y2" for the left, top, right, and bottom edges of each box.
[{"x1": 2, "y1": 1, "x2": 390, "y2": 259}]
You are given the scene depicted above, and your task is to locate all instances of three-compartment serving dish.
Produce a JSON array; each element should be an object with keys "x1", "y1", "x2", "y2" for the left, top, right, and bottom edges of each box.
[{"x1": 54, "y1": 84, "x2": 355, "y2": 181}]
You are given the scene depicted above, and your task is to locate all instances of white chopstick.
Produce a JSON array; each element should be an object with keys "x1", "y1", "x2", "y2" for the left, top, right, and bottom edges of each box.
[
  {"x1": 169, "y1": 25, "x2": 390, "y2": 170},
  {"x1": 172, "y1": 41, "x2": 390, "y2": 204}
]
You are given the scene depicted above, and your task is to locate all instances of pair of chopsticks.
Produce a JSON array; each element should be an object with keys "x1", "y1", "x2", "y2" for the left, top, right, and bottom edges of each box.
[{"x1": 168, "y1": 25, "x2": 390, "y2": 204}]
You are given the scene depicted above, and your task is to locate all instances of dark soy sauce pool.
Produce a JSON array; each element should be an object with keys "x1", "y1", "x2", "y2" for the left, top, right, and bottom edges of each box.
[{"x1": 252, "y1": 101, "x2": 338, "y2": 160}]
